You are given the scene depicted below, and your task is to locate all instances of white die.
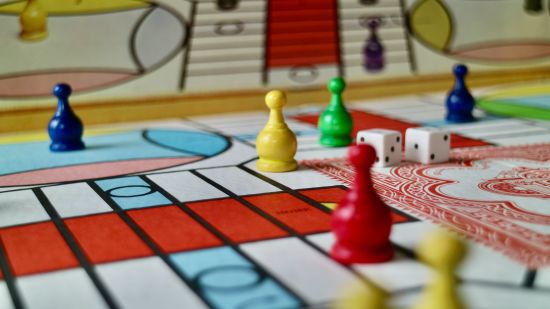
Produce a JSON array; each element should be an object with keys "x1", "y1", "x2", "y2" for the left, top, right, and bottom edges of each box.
[
  {"x1": 356, "y1": 129, "x2": 402, "y2": 167},
  {"x1": 405, "y1": 127, "x2": 450, "y2": 164}
]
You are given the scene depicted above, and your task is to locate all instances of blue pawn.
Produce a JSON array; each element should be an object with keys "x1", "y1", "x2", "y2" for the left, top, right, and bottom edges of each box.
[
  {"x1": 446, "y1": 64, "x2": 475, "y2": 123},
  {"x1": 48, "y1": 83, "x2": 85, "y2": 151}
]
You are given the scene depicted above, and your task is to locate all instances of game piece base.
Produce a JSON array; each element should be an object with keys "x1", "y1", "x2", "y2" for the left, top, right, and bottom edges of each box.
[
  {"x1": 446, "y1": 113, "x2": 475, "y2": 123},
  {"x1": 320, "y1": 135, "x2": 352, "y2": 148},
  {"x1": 19, "y1": 30, "x2": 47, "y2": 41},
  {"x1": 256, "y1": 158, "x2": 298, "y2": 173},
  {"x1": 330, "y1": 242, "x2": 394, "y2": 265},
  {"x1": 50, "y1": 141, "x2": 85, "y2": 152}
]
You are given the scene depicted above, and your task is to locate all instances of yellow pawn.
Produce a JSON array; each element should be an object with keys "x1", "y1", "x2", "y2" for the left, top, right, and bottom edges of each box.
[
  {"x1": 256, "y1": 90, "x2": 298, "y2": 172},
  {"x1": 19, "y1": 0, "x2": 48, "y2": 41},
  {"x1": 410, "y1": 230, "x2": 467, "y2": 309},
  {"x1": 334, "y1": 285, "x2": 388, "y2": 309}
]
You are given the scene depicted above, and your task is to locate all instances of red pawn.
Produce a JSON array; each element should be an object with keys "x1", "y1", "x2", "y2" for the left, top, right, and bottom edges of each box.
[{"x1": 331, "y1": 144, "x2": 393, "y2": 264}]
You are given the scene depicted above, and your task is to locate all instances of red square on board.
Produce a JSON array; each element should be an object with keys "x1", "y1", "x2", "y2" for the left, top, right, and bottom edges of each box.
[
  {"x1": 0, "y1": 222, "x2": 78, "y2": 276},
  {"x1": 65, "y1": 213, "x2": 152, "y2": 264},
  {"x1": 128, "y1": 206, "x2": 222, "y2": 253},
  {"x1": 245, "y1": 193, "x2": 331, "y2": 234},
  {"x1": 299, "y1": 187, "x2": 346, "y2": 203},
  {"x1": 187, "y1": 198, "x2": 287, "y2": 243},
  {"x1": 298, "y1": 187, "x2": 411, "y2": 224}
]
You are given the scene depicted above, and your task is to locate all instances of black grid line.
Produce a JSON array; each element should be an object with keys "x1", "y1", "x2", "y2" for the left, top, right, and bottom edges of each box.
[{"x1": 33, "y1": 188, "x2": 120, "y2": 309}]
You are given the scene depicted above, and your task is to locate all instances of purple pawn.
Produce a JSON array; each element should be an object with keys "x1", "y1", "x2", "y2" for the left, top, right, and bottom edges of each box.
[{"x1": 363, "y1": 18, "x2": 384, "y2": 72}]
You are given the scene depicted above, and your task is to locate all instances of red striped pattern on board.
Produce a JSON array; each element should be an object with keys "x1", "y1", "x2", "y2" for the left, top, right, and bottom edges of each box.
[
  {"x1": 267, "y1": 0, "x2": 339, "y2": 68},
  {"x1": 293, "y1": 110, "x2": 491, "y2": 148},
  {"x1": 1, "y1": 222, "x2": 79, "y2": 276},
  {"x1": 187, "y1": 198, "x2": 288, "y2": 243}
]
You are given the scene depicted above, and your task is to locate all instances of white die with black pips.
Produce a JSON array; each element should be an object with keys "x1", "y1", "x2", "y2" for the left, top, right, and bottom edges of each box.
[
  {"x1": 356, "y1": 129, "x2": 402, "y2": 167},
  {"x1": 405, "y1": 127, "x2": 451, "y2": 164}
]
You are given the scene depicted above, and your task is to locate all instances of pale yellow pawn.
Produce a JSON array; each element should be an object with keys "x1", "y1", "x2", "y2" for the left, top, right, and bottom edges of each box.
[
  {"x1": 334, "y1": 285, "x2": 388, "y2": 309},
  {"x1": 410, "y1": 230, "x2": 467, "y2": 309},
  {"x1": 256, "y1": 90, "x2": 297, "y2": 172},
  {"x1": 19, "y1": 0, "x2": 48, "y2": 41}
]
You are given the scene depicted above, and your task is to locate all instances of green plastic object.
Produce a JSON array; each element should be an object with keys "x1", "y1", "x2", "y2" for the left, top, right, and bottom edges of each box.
[
  {"x1": 476, "y1": 99, "x2": 550, "y2": 121},
  {"x1": 318, "y1": 77, "x2": 353, "y2": 147}
]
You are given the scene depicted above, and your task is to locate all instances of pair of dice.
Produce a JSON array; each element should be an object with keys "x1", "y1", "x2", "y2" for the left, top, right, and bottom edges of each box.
[{"x1": 356, "y1": 127, "x2": 451, "y2": 167}]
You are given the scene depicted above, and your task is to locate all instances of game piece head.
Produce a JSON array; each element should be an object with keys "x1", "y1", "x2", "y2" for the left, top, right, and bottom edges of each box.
[
  {"x1": 453, "y1": 64, "x2": 468, "y2": 78},
  {"x1": 348, "y1": 144, "x2": 376, "y2": 169},
  {"x1": 217, "y1": 0, "x2": 239, "y2": 10},
  {"x1": 417, "y1": 229, "x2": 467, "y2": 270},
  {"x1": 367, "y1": 17, "x2": 381, "y2": 30},
  {"x1": 335, "y1": 284, "x2": 387, "y2": 309},
  {"x1": 265, "y1": 90, "x2": 286, "y2": 109},
  {"x1": 328, "y1": 77, "x2": 346, "y2": 95},
  {"x1": 524, "y1": 0, "x2": 543, "y2": 14},
  {"x1": 53, "y1": 83, "x2": 72, "y2": 100},
  {"x1": 360, "y1": 0, "x2": 379, "y2": 5}
]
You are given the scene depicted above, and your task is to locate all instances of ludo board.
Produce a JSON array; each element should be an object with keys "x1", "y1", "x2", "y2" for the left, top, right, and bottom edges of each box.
[
  {"x1": 0, "y1": 86, "x2": 549, "y2": 308},
  {"x1": 0, "y1": 0, "x2": 549, "y2": 110}
]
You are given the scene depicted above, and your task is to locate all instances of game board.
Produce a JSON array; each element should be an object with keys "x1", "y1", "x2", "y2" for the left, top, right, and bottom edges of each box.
[
  {"x1": 0, "y1": 85, "x2": 549, "y2": 309},
  {"x1": 1, "y1": 0, "x2": 549, "y2": 110}
]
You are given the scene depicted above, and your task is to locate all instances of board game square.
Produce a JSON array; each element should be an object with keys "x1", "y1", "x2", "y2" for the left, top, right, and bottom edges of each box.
[
  {"x1": 42, "y1": 182, "x2": 112, "y2": 218},
  {"x1": 0, "y1": 281, "x2": 12, "y2": 309},
  {"x1": 187, "y1": 198, "x2": 288, "y2": 243},
  {"x1": 95, "y1": 176, "x2": 171, "y2": 210},
  {"x1": 147, "y1": 171, "x2": 227, "y2": 202},
  {"x1": 170, "y1": 246, "x2": 301, "y2": 309},
  {"x1": 298, "y1": 186, "x2": 415, "y2": 223},
  {"x1": 17, "y1": 268, "x2": 108, "y2": 309},
  {"x1": 64, "y1": 213, "x2": 153, "y2": 264},
  {"x1": 0, "y1": 190, "x2": 49, "y2": 228},
  {"x1": 127, "y1": 205, "x2": 222, "y2": 253},
  {"x1": 307, "y1": 232, "x2": 430, "y2": 292},
  {"x1": 244, "y1": 192, "x2": 331, "y2": 234},
  {"x1": 0, "y1": 221, "x2": 79, "y2": 276},
  {"x1": 96, "y1": 257, "x2": 207, "y2": 309},
  {"x1": 197, "y1": 167, "x2": 280, "y2": 196}
]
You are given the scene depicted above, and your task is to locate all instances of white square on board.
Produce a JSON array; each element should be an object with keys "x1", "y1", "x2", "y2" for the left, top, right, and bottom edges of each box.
[
  {"x1": 197, "y1": 166, "x2": 280, "y2": 196},
  {"x1": 241, "y1": 237, "x2": 365, "y2": 304},
  {"x1": 17, "y1": 268, "x2": 107, "y2": 309},
  {"x1": 97, "y1": 257, "x2": 207, "y2": 309},
  {"x1": 459, "y1": 284, "x2": 550, "y2": 309},
  {"x1": 307, "y1": 232, "x2": 430, "y2": 292},
  {"x1": 392, "y1": 221, "x2": 527, "y2": 285},
  {"x1": 0, "y1": 281, "x2": 14, "y2": 309},
  {"x1": 147, "y1": 171, "x2": 227, "y2": 202},
  {"x1": 458, "y1": 241, "x2": 526, "y2": 285},
  {"x1": 42, "y1": 183, "x2": 112, "y2": 218},
  {"x1": 0, "y1": 190, "x2": 49, "y2": 228},
  {"x1": 245, "y1": 161, "x2": 341, "y2": 190},
  {"x1": 536, "y1": 266, "x2": 550, "y2": 289}
]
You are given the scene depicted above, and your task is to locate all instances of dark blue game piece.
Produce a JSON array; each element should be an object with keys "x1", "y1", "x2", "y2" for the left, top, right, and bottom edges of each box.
[
  {"x1": 446, "y1": 64, "x2": 475, "y2": 123},
  {"x1": 217, "y1": 0, "x2": 239, "y2": 10},
  {"x1": 363, "y1": 17, "x2": 384, "y2": 72},
  {"x1": 48, "y1": 83, "x2": 85, "y2": 151},
  {"x1": 524, "y1": 0, "x2": 543, "y2": 14}
]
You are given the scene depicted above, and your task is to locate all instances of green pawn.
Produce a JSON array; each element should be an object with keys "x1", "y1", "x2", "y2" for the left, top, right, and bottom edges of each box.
[{"x1": 318, "y1": 77, "x2": 353, "y2": 147}]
